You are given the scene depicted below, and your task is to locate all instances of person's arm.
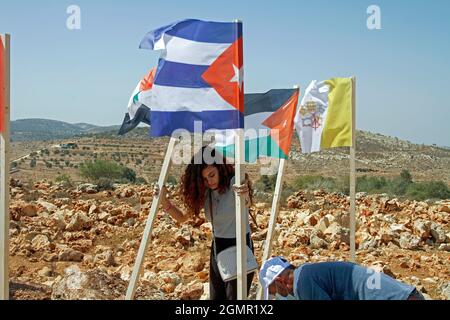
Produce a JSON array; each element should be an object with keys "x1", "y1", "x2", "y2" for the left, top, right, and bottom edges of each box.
[{"x1": 153, "y1": 185, "x2": 191, "y2": 224}]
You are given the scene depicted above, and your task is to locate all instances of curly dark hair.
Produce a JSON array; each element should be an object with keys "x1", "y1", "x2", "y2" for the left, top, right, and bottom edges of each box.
[{"x1": 180, "y1": 146, "x2": 254, "y2": 218}]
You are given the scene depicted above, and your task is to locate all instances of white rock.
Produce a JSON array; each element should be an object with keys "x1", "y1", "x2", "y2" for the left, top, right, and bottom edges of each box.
[
  {"x1": 430, "y1": 223, "x2": 447, "y2": 244},
  {"x1": 390, "y1": 223, "x2": 406, "y2": 233},
  {"x1": 356, "y1": 192, "x2": 367, "y2": 200},
  {"x1": 399, "y1": 233, "x2": 421, "y2": 250},
  {"x1": 413, "y1": 220, "x2": 431, "y2": 239},
  {"x1": 310, "y1": 231, "x2": 328, "y2": 249},
  {"x1": 118, "y1": 265, "x2": 133, "y2": 281},
  {"x1": 441, "y1": 282, "x2": 450, "y2": 300},
  {"x1": 324, "y1": 223, "x2": 350, "y2": 244},
  {"x1": 159, "y1": 271, "x2": 182, "y2": 286},
  {"x1": 36, "y1": 200, "x2": 58, "y2": 213},
  {"x1": 317, "y1": 216, "x2": 330, "y2": 233},
  {"x1": 296, "y1": 210, "x2": 311, "y2": 222},
  {"x1": 31, "y1": 234, "x2": 50, "y2": 251},
  {"x1": 38, "y1": 266, "x2": 53, "y2": 278},
  {"x1": 66, "y1": 212, "x2": 92, "y2": 232},
  {"x1": 422, "y1": 278, "x2": 437, "y2": 285},
  {"x1": 200, "y1": 283, "x2": 210, "y2": 300}
]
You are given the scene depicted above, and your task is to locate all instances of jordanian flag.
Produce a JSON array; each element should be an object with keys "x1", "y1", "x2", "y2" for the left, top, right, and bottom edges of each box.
[
  {"x1": 215, "y1": 88, "x2": 300, "y2": 162},
  {"x1": 294, "y1": 78, "x2": 352, "y2": 153}
]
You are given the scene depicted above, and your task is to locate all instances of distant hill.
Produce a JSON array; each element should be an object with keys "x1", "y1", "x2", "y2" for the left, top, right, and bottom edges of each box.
[
  {"x1": 9, "y1": 118, "x2": 450, "y2": 186},
  {"x1": 10, "y1": 118, "x2": 450, "y2": 153},
  {"x1": 11, "y1": 119, "x2": 121, "y2": 142}
]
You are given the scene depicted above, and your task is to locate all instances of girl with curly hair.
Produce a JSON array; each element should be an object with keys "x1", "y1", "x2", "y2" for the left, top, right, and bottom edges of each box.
[{"x1": 155, "y1": 146, "x2": 255, "y2": 300}]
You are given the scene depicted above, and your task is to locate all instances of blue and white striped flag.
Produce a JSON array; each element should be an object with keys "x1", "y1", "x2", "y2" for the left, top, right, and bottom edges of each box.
[{"x1": 139, "y1": 19, "x2": 244, "y2": 137}]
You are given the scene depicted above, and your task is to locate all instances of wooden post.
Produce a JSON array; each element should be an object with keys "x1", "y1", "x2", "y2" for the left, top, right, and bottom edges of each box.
[
  {"x1": 235, "y1": 127, "x2": 247, "y2": 300},
  {"x1": 233, "y1": 19, "x2": 247, "y2": 300},
  {"x1": 125, "y1": 137, "x2": 178, "y2": 300},
  {"x1": 349, "y1": 76, "x2": 356, "y2": 263},
  {"x1": 256, "y1": 158, "x2": 286, "y2": 300},
  {"x1": 0, "y1": 34, "x2": 10, "y2": 300}
]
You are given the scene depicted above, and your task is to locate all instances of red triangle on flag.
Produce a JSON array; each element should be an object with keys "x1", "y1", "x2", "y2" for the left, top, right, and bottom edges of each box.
[
  {"x1": 201, "y1": 37, "x2": 244, "y2": 113},
  {"x1": 262, "y1": 90, "x2": 300, "y2": 157},
  {"x1": 140, "y1": 67, "x2": 156, "y2": 92}
]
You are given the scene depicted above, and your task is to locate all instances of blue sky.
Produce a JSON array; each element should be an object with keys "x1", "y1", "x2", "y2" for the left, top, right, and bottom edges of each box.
[{"x1": 1, "y1": 0, "x2": 449, "y2": 146}]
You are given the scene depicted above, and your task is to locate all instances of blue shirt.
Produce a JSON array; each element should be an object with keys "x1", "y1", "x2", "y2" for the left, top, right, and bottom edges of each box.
[{"x1": 293, "y1": 262, "x2": 415, "y2": 300}]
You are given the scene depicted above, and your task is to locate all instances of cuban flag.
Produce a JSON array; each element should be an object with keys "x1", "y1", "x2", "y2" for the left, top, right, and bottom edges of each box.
[{"x1": 139, "y1": 19, "x2": 244, "y2": 137}]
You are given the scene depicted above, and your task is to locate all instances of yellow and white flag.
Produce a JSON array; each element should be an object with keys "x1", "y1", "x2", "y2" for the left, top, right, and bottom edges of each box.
[{"x1": 294, "y1": 78, "x2": 353, "y2": 153}]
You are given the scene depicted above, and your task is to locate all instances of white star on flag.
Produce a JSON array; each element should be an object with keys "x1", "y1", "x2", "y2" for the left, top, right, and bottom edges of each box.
[{"x1": 230, "y1": 64, "x2": 244, "y2": 90}]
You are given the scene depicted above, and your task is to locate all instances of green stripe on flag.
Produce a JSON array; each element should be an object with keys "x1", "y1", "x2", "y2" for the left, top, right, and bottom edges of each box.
[{"x1": 216, "y1": 135, "x2": 288, "y2": 163}]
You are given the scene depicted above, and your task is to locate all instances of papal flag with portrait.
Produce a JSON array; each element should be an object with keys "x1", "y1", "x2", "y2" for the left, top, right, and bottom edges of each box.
[{"x1": 294, "y1": 78, "x2": 353, "y2": 153}]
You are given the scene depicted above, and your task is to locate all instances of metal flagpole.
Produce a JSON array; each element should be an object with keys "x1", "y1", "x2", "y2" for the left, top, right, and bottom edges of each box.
[
  {"x1": 0, "y1": 33, "x2": 11, "y2": 300},
  {"x1": 233, "y1": 19, "x2": 247, "y2": 300},
  {"x1": 126, "y1": 137, "x2": 178, "y2": 300},
  {"x1": 349, "y1": 76, "x2": 356, "y2": 263},
  {"x1": 256, "y1": 85, "x2": 299, "y2": 300}
]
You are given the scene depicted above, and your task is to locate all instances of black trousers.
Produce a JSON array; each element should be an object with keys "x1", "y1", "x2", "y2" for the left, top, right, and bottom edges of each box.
[{"x1": 209, "y1": 233, "x2": 255, "y2": 300}]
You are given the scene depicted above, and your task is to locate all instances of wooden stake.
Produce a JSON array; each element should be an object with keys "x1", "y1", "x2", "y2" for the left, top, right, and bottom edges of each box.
[
  {"x1": 125, "y1": 137, "x2": 178, "y2": 300},
  {"x1": 0, "y1": 34, "x2": 10, "y2": 301},
  {"x1": 235, "y1": 127, "x2": 247, "y2": 300},
  {"x1": 233, "y1": 19, "x2": 247, "y2": 300},
  {"x1": 350, "y1": 76, "x2": 356, "y2": 263},
  {"x1": 256, "y1": 158, "x2": 286, "y2": 300}
]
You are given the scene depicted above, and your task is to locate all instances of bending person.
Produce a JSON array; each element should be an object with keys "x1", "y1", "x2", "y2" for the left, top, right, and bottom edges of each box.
[{"x1": 259, "y1": 257, "x2": 425, "y2": 300}]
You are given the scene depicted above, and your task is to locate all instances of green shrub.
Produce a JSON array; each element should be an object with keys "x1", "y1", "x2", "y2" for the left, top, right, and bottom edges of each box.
[
  {"x1": 80, "y1": 160, "x2": 123, "y2": 181},
  {"x1": 357, "y1": 176, "x2": 388, "y2": 194},
  {"x1": 55, "y1": 174, "x2": 73, "y2": 187},
  {"x1": 293, "y1": 175, "x2": 336, "y2": 192},
  {"x1": 280, "y1": 182, "x2": 296, "y2": 204},
  {"x1": 388, "y1": 170, "x2": 413, "y2": 195},
  {"x1": 167, "y1": 175, "x2": 178, "y2": 185},
  {"x1": 122, "y1": 167, "x2": 136, "y2": 183},
  {"x1": 79, "y1": 159, "x2": 137, "y2": 184},
  {"x1": 96, "y1": 177, "x2": 115, "y2": 191},
  {"x1": 406, "y1": 181, "x2": 450, "y2": 200},
  {"x1": 135, "y1": 177, "x2": 148, "y2": 185},
  {"x1": 334, "y1": 176, "x2": 350, "y2": 195},
  {"x1": 254, "y1": 175, "x2": 278, "y2": 193}
]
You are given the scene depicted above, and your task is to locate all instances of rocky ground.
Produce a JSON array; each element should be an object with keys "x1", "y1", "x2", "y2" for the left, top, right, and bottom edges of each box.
[{"x1": 7, "y1": 178, "x2": 450, "y2": 300}]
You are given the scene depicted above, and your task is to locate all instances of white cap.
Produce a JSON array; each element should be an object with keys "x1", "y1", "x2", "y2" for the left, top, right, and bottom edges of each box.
[{"x1": 259, "y1": 257, "x2": 292, "y2": 300}]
